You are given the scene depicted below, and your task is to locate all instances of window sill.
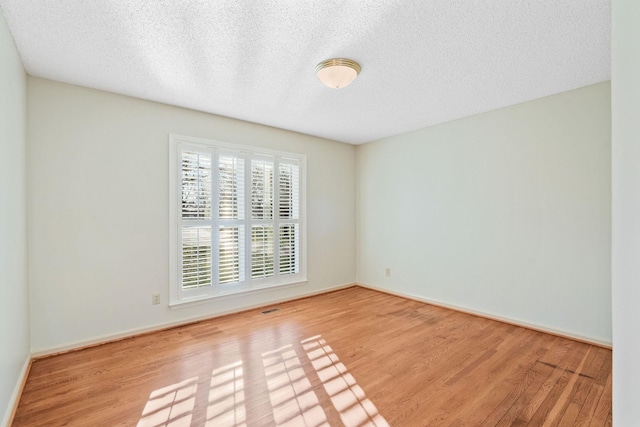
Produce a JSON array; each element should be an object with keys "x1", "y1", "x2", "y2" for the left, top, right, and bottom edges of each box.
[{"x1": 169, "y1": 279, "x2": 308, "y2": 309}]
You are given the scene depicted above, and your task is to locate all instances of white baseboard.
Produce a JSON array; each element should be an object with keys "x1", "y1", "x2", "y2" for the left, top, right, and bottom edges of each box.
[
  {"x1": 2, "y1": 355, "x2": 31, "y2": 427},
  {"x1": 31, "y1": 283, "x2": 356, "y2": 358},
  {"x1": 356, "y1": 283, "x2": 612, "y2": 349},
  {"x1": 29, "y1": 280, "x2": 609, "y2": 363}
]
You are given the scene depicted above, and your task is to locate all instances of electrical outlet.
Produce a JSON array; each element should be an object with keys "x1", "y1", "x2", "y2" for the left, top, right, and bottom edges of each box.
[
  {"x1": 152, "y1": 294, "x2": 161, "y2": 305},
  {"x1": 385, "y1": 267, "x2": 391, "y2": 277}
]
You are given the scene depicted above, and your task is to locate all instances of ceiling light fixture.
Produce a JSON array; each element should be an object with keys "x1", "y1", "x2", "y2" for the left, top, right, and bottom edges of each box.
[{"x1": 316, "y1": 58, "x2": 361, "y2": 89}]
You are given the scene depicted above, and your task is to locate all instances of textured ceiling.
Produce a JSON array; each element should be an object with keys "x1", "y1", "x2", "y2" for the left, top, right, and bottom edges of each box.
[{"x1": 0, "y1": 1, "x2": 610, "y2": 144}]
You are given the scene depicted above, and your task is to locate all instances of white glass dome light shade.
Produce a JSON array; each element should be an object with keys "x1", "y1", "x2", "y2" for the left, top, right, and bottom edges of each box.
[{"x1": 316, "y1": 59, "x2": 361, "y2": 89}]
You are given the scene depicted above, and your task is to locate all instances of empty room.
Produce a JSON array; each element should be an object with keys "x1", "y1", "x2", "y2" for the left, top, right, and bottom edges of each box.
[{"x1": 1, "y1": 1, "x2": 638, "y2": 426}]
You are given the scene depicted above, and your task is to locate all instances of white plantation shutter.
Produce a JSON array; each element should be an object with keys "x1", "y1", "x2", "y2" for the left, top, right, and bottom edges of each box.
[
  {"x1": 251, "y1": 158, "x2": 274, "y2": 220},
  {"x1": 279, "y1": 224, "x2": 298, "y2": 275},
  {"x1": 252, "y1": 225, "x2": 274, "y2": 278},
  {"x1": 279, "y1": 161, "x2": 299, "y2": 220},
  {"x1": 182, "y1": 227, "x2": 212, "y2": 288},
  {"x1": 251, "y1": 157, "x2": 275, "y2": 280},
  {"x1": 170, "y1": 135, "x2": 306, "y2": 305},
  {"x1": 179, "y1": 148, "x2": 213, "y2": 294},
  {"x1": 219, "y1": 155, "x2": 244, "y2": 220},
  {"x1": 278, "y1": 160, "x2": 300, "y2": 276},
  {"x1": 181, "y1": 151, "x2": 212, "y2": 219},
  {"x1": 217, "y1": 154, "x2": 245, "y2": 289},
  {"x1": 219, "y1": 226, "x2": 243, "y2": 284}
]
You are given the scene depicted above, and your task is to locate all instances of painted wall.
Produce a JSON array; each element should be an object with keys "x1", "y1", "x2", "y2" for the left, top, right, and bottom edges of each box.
[
  {"x1": 0, "y1": 11, "x2": 29, "y2": 427},
  {"x1": 357, "y1": 82, "x2": 611, "y2": 344},
  {"x1": 27, "y1": 78, "x2": 356, "y2": 353},
  {"x1": 612, "y1": 0, "x2": 640, "y2": 422}
]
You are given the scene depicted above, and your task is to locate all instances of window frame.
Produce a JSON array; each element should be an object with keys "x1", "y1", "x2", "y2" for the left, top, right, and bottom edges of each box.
[{"x1": 169, "y1": 134, "x2": 307, "y2": 307}]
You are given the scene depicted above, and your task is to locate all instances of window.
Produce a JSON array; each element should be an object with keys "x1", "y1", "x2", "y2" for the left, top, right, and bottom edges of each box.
[{"x1": 169, "y1": 134, "x2": 306, "y2": 306}]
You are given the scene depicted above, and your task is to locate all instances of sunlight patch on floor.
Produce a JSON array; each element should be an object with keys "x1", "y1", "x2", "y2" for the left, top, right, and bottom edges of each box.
[
  {"x1": 206, "y1": 360, "x2": 247, "y2": 426},
  {"x1": 302, "y1": 336, "x2": 390, "y2": 427},
  {"x1": 262, "y1": 344, "x2": 329, "y2": 427},
  {"x1": 137, "y1": 336, "x2": 388, "y2": 426},
  {"x1": 137, "y1": 377, "x2": 198, "y2": 427}
]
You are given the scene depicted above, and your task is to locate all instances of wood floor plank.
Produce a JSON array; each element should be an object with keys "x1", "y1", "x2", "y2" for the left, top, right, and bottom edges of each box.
[
  {"x1": 492, "y1": 361, "x2": 555, "y2": 426},
  {"x1": 590, "y1": 370, "x2": 613, "y2": 427},
  {"x1": 11, "y1": 287, "x2": 611, "y2": 426}
]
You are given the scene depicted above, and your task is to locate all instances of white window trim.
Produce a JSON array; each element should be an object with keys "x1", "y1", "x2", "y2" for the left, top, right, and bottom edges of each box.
[{"x1": 169, "y1": 134, "x2": 307, "y2": 307}]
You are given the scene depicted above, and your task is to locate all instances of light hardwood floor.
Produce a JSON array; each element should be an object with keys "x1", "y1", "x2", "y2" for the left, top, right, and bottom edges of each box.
[{"x1": 12, "y1": 287, "x2": 611, "y2": 426}]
